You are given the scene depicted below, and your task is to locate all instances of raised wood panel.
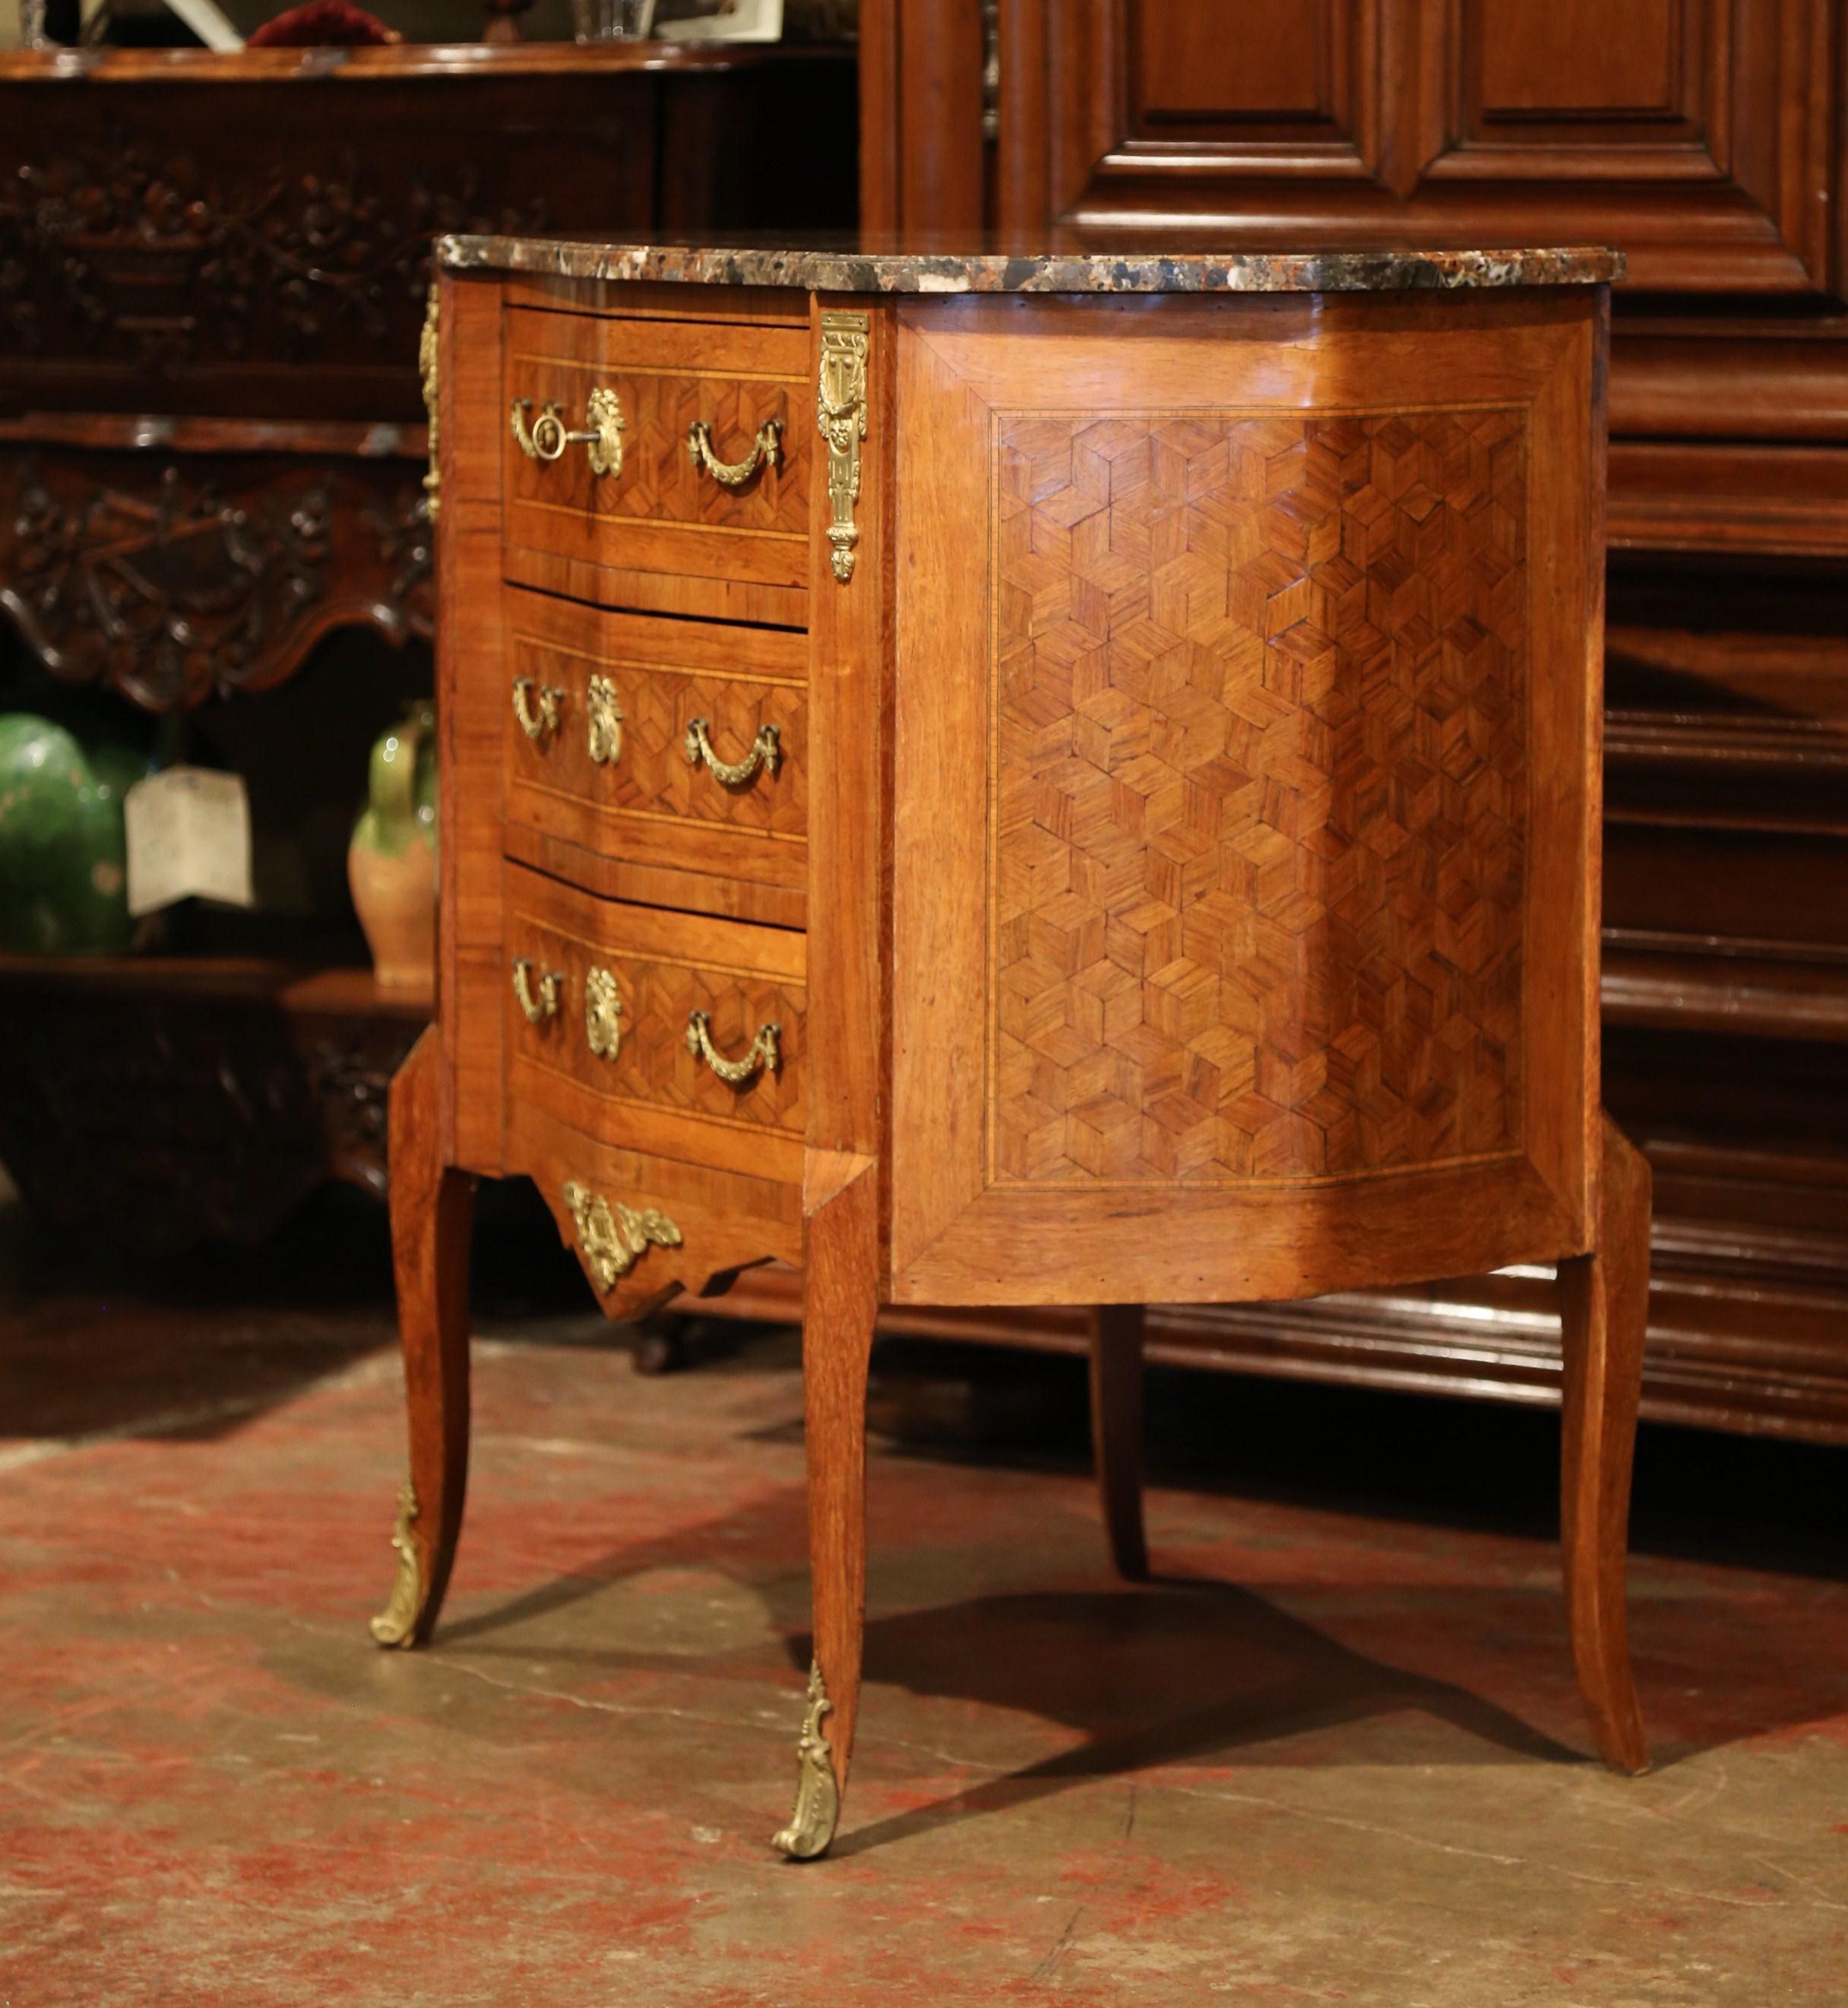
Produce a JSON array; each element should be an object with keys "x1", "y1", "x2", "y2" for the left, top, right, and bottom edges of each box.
[
  {"x1": 1603, "y1": 950, "x2": 1848, "y2": 1044},
  {"x1": 1460, "y1": 0, "x2": 1698, "y2": 139},
  {"x1": 1611, "y1": 334, "x2": 1848, "y2": 443},
  {"x1": 1606, "y1": 828, "x2": 1848, "y2": 954},
  {"x1": 993, "y1": 0, "x2": 1837, "y2": 295},
  {"x1": 1609, "y1": 442, "x2": 1848, "y2": 559},
  {"x1": 863, "y1": 0, "x2": 986, "y2": 236},
  {"x1": 1597, "y1": 561, "x2": 1848, "y2": 1031},
  {"x1": 1604, "y1": 607, "x2": 1848, "y2": 842},
  {"x1": 1133, "y1": 0, "x2": 1361, "y2": 135}
]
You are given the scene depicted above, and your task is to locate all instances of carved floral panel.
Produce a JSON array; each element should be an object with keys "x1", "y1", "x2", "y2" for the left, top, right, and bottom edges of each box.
[
  {"x1": 0, "y1": 143, "x2": 543, "y2": 375},
  {"x1": 0, "y1": 450, "x2": 432, "y2": 710}
]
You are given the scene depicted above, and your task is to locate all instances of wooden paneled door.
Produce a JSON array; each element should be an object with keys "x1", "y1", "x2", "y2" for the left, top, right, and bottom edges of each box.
[{"x1": 992, "y1": 0, "x2": 1836, "y2": 294}]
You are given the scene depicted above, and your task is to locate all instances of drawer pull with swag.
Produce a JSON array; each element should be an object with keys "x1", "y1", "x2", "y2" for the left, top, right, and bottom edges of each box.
[
  {"x1": 684, "y1": 717, "x2": 781, "y2": 787},
  {"x1": 686, "y1": 416, "x2": 783, "y2": 490},
  {"x1": 685, "y1": 1009, "x2": 780, "y2": 1086}
]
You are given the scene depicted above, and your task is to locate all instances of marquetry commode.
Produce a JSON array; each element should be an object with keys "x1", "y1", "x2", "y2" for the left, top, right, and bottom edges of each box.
[{"x1": 374, "y1": 235, "x2": 1647, "y2": 1859}]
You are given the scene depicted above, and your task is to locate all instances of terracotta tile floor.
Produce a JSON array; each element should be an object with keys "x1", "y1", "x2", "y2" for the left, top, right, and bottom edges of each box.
[{"x1": 2, "y1": 1191, "x2": 1846, "y2": 2005}]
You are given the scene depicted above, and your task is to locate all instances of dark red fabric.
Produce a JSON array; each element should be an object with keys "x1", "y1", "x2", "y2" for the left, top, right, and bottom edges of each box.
[{"x1": 247, "y1": 1, "x2": 396, "y2": 46}]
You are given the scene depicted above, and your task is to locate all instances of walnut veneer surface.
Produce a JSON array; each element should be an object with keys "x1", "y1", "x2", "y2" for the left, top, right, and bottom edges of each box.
[{"x1": 378, "y1": 241, "x2": 1650, "y2": 1860}]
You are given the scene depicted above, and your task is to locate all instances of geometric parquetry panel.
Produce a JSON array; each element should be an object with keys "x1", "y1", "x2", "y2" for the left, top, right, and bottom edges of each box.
[{"x1": 990, "y1": 407, "x2": 1527, "y2": 1184}]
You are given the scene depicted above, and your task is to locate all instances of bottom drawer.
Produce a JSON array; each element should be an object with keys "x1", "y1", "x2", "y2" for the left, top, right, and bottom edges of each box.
[
  {"x1": 503, "y1": 860, "x2": 805, "y2": 1185},
  {"x1": 511, "y1": 1102, "x2": 802, "y2": 1319}
]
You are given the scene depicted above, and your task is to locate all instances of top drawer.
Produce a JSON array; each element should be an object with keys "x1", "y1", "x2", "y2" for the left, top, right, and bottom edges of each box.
[{"x1": 502, "y1": 306, "x2": 811, "y2": 624}]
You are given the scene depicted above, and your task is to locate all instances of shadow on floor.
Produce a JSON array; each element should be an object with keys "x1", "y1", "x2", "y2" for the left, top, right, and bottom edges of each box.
[
  {"x1": 432, "y1": 1528, "x2": 1592, "y2": 1848},
  {"x1": 832, "y1": 1577, "x2": 1580, "y2": 1858},
  {"x1": 420, "y1": 1428, "x2": 1848, "y2": 1856}
]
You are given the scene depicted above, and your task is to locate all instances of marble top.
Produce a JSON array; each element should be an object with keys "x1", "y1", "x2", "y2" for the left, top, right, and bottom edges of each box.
[{"x1": 438, "y1": 236, "x2": 1623, "y2": 294}]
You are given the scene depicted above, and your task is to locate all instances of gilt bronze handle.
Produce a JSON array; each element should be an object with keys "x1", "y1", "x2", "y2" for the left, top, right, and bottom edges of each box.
[
  {"x1": 684, "y1": 717, "x2": 781, "y2": 787},
  {"x1": 685, "y1": 1009, "x2": 780, "y2": 1085},
  {"x1": 511, "y1": 677, "x2": 564, "y2": 743},
  {"x1": 510, "y1": 388, "x2": 625, "y2": 477},
  {"x1": 511, "y1": 958, "x2": 562, "y2": 1024},
  {"x1": 686, "y1": 416, "x2": 783, "y2": 489}
]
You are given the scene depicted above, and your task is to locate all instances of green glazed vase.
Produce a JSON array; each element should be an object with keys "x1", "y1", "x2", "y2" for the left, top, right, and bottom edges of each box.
[
  {"x1": 349, "y1": 701, "x2": 438, "y2": 990},
  {"x1": 0, "y1": 714, "x2": 147, "y2": 955}
]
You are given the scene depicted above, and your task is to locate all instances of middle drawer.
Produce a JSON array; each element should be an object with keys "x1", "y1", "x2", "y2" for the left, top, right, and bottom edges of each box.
[
  {"x1": 502, "y1": 586, "x2": 806, "y2": 920},
  {"x1": 503, "y1": 860, "x2": 805, "y2": 1186}
]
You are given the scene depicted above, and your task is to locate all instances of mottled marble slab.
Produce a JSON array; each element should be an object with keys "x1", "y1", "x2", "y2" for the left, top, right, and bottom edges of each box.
[{"x1": 438, "y1": 236, "x2": 1622, "y2": 294}]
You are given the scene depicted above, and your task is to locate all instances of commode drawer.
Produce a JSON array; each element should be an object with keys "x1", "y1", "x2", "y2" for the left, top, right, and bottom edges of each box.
[
  {"x1": 502, "y1": 588, "x2": 805, "y2": 910},
  {"x1": 502, "y1": 306, "x2": 810, "y2": 617},
  {"x1": 502, "y1": 861, "x2": 805, "y2": 1186}
]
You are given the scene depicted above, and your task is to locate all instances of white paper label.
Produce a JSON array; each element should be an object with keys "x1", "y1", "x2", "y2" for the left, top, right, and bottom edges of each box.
[
  {"x1": 160, "y1": 0, "x2": 245, "y2": 50},
  {"x1": 124, "y1": 767, "x2": 255, "y2": 918}
]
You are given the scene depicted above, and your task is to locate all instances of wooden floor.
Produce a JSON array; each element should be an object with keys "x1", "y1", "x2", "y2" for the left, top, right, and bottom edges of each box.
[{"x1": 2, "y1": 1188, "x2": 1846, "y2": 2006}]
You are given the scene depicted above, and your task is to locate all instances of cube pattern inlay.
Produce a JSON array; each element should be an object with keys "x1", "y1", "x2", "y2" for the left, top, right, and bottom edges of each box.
[{"x1": 990, "y1": 407, "x2": 1528, "y2": 1186}]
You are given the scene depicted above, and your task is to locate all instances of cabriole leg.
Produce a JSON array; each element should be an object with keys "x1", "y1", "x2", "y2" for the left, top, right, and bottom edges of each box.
[
  {"x1": 774, "y1": 1163, "x2": 879, "y2": 1861},
  {"x1": 1556, "y1": 1113, "x2": 1652, "y2": 1774},
  {"x1": 371, "y1": 1026, "x2": 476, "y2": 1651}
]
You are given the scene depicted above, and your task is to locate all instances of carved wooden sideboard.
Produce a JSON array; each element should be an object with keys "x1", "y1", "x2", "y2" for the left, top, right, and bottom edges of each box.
[
  {"x1": 0, "y1": 39, "x2": 854, "y2": 1249},
  {"x1": 378, "y1": 234, "x2": 1647, "y2": 1858},
  {"x1": 823, "y1": 0, "x2": 1848, "y2": 1446}
]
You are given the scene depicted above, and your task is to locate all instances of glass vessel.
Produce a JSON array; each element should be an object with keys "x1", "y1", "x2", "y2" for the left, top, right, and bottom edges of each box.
[{"x1": 572, "y1": 0, "x2": 657, "y2": 38}]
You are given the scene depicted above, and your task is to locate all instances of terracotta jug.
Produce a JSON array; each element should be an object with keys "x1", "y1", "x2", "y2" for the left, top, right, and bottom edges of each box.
[{"x1": 348, "y1": 702, "x2": 437, "y2": 990}]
